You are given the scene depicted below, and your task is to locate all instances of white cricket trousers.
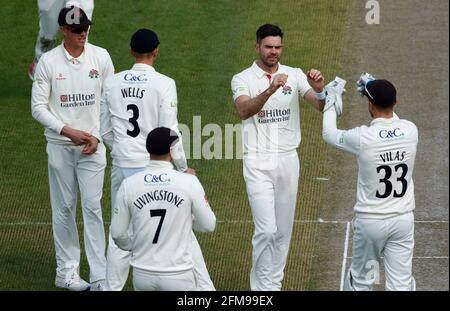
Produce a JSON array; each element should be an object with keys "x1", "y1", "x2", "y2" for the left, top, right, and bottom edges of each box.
[
  {"x1": 47, "y1": 142, "x2": 107, "y2": 282},
  {"x1": 35, "y1": 0, "x2": 94, "y2": 60},
  {"x1": 105, "y1": 165, "x2": 215, "y2": 291},
  {"x1": 344, "y1": 212, "x2": 415, "y2": 291},
  {"x1": 133, "y1": 268, "x2": 196, "y2": 291},
  {"x1": 243, "y1": 151, "x2": 300, "y2": 291}
]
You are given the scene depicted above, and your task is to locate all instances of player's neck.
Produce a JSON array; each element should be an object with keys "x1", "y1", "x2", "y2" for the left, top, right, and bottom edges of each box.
[
  {"x1": 135, "y1": 55, "x2": 155, "y2": 67},
  {"x1": 136, "y1": 60, "x2": 154, "y2": 67},
  {"x1": 256, "y1": 60, "x2": 279, "y2": 74},
  {"x1": 150, "y1": 154, "x2": 172, "y2": 162},
  {"x1": 64, "y1": 43, "x2": 84, "y2": 58},
  {"x1": 372, "y1": 110, "x2": 394, "y2": 119}
]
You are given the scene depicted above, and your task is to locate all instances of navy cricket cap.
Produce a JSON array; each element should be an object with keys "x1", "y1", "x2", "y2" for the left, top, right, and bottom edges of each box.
[
  {"x1": 58, "y1": 6, "x2": 92, "y2": 27},
  {"x1": 146, "y1": 127, "x2": 179, "y2": 155},
  {"x1": 363, "y1": 79, "x2": 397, "y2": 108},
  {"x1": 130, "y1": 28, "x2": 160, "y2": 53}
]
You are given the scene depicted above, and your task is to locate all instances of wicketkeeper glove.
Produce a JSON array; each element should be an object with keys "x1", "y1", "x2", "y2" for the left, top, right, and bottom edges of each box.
[
  {"x1": 356, "y1": 72, "x2": 376, "y2": 96},
  {"x1": 324, "y1": 76, "x2": 346, "y2": 117}
]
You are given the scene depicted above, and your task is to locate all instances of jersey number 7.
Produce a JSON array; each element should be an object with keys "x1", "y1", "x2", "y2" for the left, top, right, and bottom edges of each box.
[{"x1": 150, "y1": 209, "x2": 166, "y2": 244}]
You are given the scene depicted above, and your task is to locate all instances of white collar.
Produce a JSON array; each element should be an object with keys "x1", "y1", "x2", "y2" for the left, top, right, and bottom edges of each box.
[
  {"x1": 131, "y1": 63, "x2": 156, "y2": 72},
  {"x1": 62, "y1": 43, "x2": 86, "y2": 64},
  {"x1": 371, "y1": 112, "x2": 399, "y2": 125},
  {"x1": 251, "y1": 61, "x2": 281, "y2": 78},
  {"x1": 146, "y1": 160, "x2": 174, "y2": 170}
]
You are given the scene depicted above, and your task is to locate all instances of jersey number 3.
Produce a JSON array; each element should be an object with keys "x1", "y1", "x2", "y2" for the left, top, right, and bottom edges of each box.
[
  {"x1": 127, "y1": 104, "x2": 140, "y2": 137},
  {"x1": 376, "y1": 164, "x2": 408, "y2": 198}
]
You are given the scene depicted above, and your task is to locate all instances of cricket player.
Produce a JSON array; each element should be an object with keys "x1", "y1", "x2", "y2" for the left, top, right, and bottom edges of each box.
[
  {"x1": 29, "y1": 0, "x2": 94, "y2": 80},
  {"x1": 231, "y1": 24, "x2": 327, "y2": 290},
  {"x1": 31, "y1": 6, "x2": 114, "y2": 291},
  {"x1": 322, "y1": 74, "x2": 418, "y2": 291},
  {"x1": 100, "y1": 28, "x2": 216, "y2": 291},
  {"x1": 111, "y1": 127, "x2": 216, "y2": 291}
]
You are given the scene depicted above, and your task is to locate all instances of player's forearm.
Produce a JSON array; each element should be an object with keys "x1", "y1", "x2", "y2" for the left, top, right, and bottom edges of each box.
[
  {"x1": 322, "y1": 106, "x2": 340, "y2": 146},
  {"x1": 101, "y1": 131, "x2": 114, "y2": 150},
  {"x1": 91, "y1": 127, "x2": 101, "y2": 143},
  {"x1": 111, "y1": 217, "x2": 132, "y2": 251},
  {"x1": 99, "y1": 96, "x2": 113, "y2": 148},
  {"x1": 323, "y1": 108, "x2": 360, "y2": 154},
  {"x1": 193, "y1": 210, "x2": 216, "y2": 233},
  {"x1": 172, "y1": 147, "x2": 188, "y2": 171},
  {"x1": 112, "y1": 235, "x2": 132, "y2": 251},
  {"x1": 192, "y1": 198, "x2": 216, "y2": 232},
  {"x1": 236, "y1": 88, "x2": 274, "y2": 120},
  {"x1": 305, "y1": 89, "x2": 326, "y2": 112},
  {"x1": 31, "y1": 100, "x2": 65, "y2": 134},
  {"x1": 111, "y1": 185, "x2": 132, "y2": 250},
  {"x1": 170, "y1": 129, "x2": 188, "y2": 171},
  {"x1": 31, "y1": 63, "x2": 65, "y2": 133}
]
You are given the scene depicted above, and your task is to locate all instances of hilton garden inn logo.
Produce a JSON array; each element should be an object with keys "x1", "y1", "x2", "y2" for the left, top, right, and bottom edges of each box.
[
  {"x1": 60, "y1": 93, "x2": 95, "y2": 108},
  {"x1": 257, "y1": 108, "x2": 291, "y2": 124}
]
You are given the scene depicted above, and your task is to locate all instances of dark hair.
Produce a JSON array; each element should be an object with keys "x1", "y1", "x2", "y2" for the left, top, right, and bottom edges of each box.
[
  {"x1": 362, "y1": 79, "x2": 397, "y2": 108},
  {"x1": 256, "y1": 24, "x2": 283, "y2": 43}
]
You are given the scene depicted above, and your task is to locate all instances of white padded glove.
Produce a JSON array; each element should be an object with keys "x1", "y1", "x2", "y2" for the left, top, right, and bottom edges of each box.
[{"x1": 324, "y1": 76, "x2": 346, "y2": 116}]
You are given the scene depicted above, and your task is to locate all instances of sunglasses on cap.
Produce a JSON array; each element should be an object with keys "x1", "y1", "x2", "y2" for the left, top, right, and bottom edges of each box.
[
  {"x1": 364, "y1": 80, "x2": 375, "y2": 101},
  {"x1": 66, "y1": 25, "x2": 90, "y2": 34}
]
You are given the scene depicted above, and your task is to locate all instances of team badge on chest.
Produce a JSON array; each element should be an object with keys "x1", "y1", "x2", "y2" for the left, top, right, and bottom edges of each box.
[
  {"x1": 282, "y1": 85, "x2": 292, "y2": 95},
  {"x1": 88, "y1": 69, "x2": 99, "y2": 79}
]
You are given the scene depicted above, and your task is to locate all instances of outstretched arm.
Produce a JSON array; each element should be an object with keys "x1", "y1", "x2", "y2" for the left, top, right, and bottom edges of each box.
[
  {"x1": 322, "y1": 105, "x2": 360, "y2": 155},
  {"x1": 303, "y1": 69, "x2": 326, "y2": 111}
]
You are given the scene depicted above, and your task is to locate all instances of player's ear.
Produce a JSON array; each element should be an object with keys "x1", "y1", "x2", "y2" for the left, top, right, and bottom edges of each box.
[
  {"x1": 153, "y1": 47, "x2": 159, "y2": 58},
  {"x1": 255, "y1": 42, "x2": 260, "y2": 53},
  {"x1": 367, "y1": 100, "x2": 373, "y2": 113}
]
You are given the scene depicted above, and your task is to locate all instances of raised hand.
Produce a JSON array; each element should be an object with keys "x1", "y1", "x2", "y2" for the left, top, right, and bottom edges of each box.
[
  {"x1": 268, "y1": 73, "x2": 288, "y2": 94},
  {"x1": 307, "y1": 69, "x2": 325, "y2": 92}
]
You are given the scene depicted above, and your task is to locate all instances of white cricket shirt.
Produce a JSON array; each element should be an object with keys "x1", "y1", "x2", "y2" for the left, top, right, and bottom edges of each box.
[
  {"x1": 32, "y1": 42, "x2": 114, "y2": 144},
  {"x1": 100, "y1": 63, "x2": 187, "y2": 171},
  {"x1": 323, "y1": 107, "x2": 418, "y2": 218},
  {"x1": 111, "y1": 160, "x2": 216, "y2": 273},
  {"x1": 231, "y1": 62, "x2": 312, "y2": 154}
]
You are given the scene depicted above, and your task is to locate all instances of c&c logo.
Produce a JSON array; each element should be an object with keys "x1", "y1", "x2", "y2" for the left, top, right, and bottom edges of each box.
[
  {"x1": 144, "y1": 173, "x2": 170, "y2": 184},
  {"x1": 124, "y1": 73, "x2": 148, "y2": 82},
  {"x1": 379, "y1": 128, "x2": 404, "y2": 139}
]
